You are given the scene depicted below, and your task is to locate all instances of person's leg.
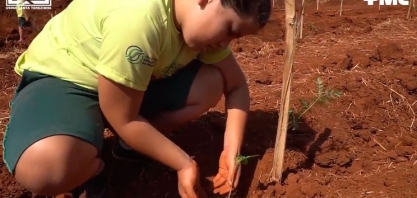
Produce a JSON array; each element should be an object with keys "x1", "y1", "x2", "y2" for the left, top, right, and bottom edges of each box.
[
  {"x1": 146, "y1": 61, "x2": 224, "y2": 134},
  {"x1": 112, "y1": 59, "x2": 224, "y2": 160},
  {"x1": 3, "y1": 70, "x2": 105, "y2": 196},
  {"x1": 18, "y1": 17, "x2": 25, "y2": 41},
  {"x1": 18, "y1": 27, "x2": 23, "y2": 42}
]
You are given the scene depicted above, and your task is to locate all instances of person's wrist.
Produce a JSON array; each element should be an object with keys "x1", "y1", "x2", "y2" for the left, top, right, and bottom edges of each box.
[
  {"x1": 175, "y1": 154, "x2": 193, "y2": 172},
  {"x1": 224, "y1": 143, "x2": 240, "y2": 153},
  {"x1": 223, "y1": 131, "x2": 243, "y2": 152}
]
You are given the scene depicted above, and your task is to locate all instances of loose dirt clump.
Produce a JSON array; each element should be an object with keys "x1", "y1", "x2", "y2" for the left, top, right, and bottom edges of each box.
[
  {"x1": 396, "y1": 71, "x2": 417, "y2": 95},
  {"x1": 370, "y1": 42, "x2": 405, "y2": 64}
]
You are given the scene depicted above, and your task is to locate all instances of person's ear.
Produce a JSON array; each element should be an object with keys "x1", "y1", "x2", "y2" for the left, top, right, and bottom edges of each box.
[{"x1": 197, "y1": 0, "x2": 210, "y2": 9}]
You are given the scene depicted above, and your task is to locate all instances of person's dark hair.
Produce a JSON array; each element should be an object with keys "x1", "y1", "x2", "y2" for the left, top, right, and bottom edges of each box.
[{"x1": 220, "y1": 0, "x2": 272, "y2": 28}]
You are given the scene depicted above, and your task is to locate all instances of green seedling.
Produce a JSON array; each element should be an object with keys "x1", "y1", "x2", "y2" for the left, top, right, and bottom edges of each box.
[
  {"x1": 225, "y1": 154, "x2": 259, "y2": 198},
  {"x1": 236, "y1": 154, "x2": 259, "y2": 165},
  {"x1": 289, "y1": 77, "x2": 342, "y2": 130}
]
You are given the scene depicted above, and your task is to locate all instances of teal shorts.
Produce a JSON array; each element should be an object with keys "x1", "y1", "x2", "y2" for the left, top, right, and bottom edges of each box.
[
  {"x1": 2, "y1": 60, "x2": 202, "y2": 174},
  {"x1": 18, "y1": 17, "x2": 30, "y2": 27}
]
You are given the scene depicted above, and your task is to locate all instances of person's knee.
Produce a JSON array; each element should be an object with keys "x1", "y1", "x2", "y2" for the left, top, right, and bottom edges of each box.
[
  {"x1": 189, "y1": 65, "x2": 224, "y2": 109},
  {"x1": 14, "y1": 135, "x2": 103, "y2": 196}
]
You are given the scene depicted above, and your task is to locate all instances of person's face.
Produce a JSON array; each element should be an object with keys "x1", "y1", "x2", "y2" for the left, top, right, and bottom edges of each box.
[{"x1": 181, "y1": 0, "x2": 260, "y2": 52}]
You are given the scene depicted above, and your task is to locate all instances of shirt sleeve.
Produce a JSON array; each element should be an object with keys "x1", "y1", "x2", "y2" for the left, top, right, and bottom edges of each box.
[
  {"x1": 197, "y1": 46, "x2": 232, "y2": 65},
  {"x1": 96, "y1": 8, "x2": 161, "y2": 91}
]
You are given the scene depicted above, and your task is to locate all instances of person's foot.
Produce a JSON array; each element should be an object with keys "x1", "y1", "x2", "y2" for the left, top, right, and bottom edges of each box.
[
  {"x1": 54, "y1": 191, "x2": 79, "y2": 198},
  {"x1": 63, "y1": 186, "x2": 83, "y2": 198},
  {"x1": 81, "y1": 172, "x2": 107, "y2": 198},
  {"x1": 62, "y1": 167, "x2": 107, "y2": 198},
  {"x1": 65, "y1": 172, "x2": 107, "y2": 198}
]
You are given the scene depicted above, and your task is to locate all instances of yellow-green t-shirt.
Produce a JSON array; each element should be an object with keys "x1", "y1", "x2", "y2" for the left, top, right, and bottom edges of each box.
[
  {"x1": 16, "y1": 1, "x2": 24, "y2": 17},
  {"x1": 14, "y1": 0, "x2": 231, "y2": 91}
]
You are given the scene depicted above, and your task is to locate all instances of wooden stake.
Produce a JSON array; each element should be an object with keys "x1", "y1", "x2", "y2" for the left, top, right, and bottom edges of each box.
[
  {"x1": 299, "y1": 0, "x2": 305, "y2": 39},
  {"x1": 407, "y1": 0, "x2": 414, "y2": 19},
  {"x1": 317, "y1": 0, "x2": 319, "y2": 10},
  {"x1": 271, "y1": 0, "x2": 296, "y2": 183},
  {"x1": 339, "y1": 0, "x2": 343, "y2": 16}
]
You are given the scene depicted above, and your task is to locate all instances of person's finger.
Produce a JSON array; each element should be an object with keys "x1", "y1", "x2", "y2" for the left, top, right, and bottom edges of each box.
[
  {"x1": 233, "y1": 165, "x2": 242, "y2": 188},
  {"x1": 227, "y1": 163, "x2": 239, "y2": 186},
  {"x1": 178, "y1": 186, "x2": 190, "y2": 198},
  {"x1": 183, "y1": 184, "x2": 198, "y2": 198},
  {"x1": 213, "y1": 168, "x2": 228, "y2": 187},
  {"x1": 195, "y1": 183, "x2": 208, "y2": 198},
  {"x1": 213, "y1": 174, "x2": 227, "y2": 188},
  {"x1": 213, "y1": 178, "x2": 227, "y2": 188},
  {"x1": 219, "y1": 185, "x2": 233, "y2": 195},
  {"x1": 213, "y1": 184, "x2": 232, "y2": 195},
  {"x1": 212, "y1": 173, "x2": 222, "y2": 184}
]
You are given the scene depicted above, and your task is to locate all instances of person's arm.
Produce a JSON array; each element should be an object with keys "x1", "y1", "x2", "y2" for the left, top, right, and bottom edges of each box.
[
  {"x1": 97, "y1": 8, "x2": 192, "y2": 171},
  {"x1": 213, "y1": 54, "x2": 249, "y2": 154},
  {"x1": 98, "y1": 76, "x2": 192, "y2": 171},
  {"x1": 23, "y1": 8, "x2": 28, "y2": 19},
  {"x1": 199, "y1": 49, "x2": 249, "y2": 154}
]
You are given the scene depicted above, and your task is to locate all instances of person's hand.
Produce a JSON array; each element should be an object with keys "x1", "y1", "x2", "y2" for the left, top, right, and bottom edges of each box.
[
  {"x1": 212, "y1": 148, "x2": 241, "y2": 195},
  {"x1": 177, "y1": 159, "x2": 207, "y2": 198}
]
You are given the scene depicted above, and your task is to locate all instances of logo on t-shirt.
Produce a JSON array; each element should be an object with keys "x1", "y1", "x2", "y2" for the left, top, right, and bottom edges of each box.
[
  {"x1": 125, "y1": 45, "x2": 156, "y2": 67},
  {"x1": 162, "y1": 62, "x2": 183, "y2": 77}
]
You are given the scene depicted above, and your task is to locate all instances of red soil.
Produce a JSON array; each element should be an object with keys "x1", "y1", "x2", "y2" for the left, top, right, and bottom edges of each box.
[{"x1": 0, "y1": 0, "x2": 416, "y2": 197}]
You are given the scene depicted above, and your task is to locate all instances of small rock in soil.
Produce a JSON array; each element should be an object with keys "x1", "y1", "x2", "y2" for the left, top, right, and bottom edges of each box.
[
  {"x1": 384, "y1": 179, "x2": 394, "y2": 187},
  {"x1": 357, "y1": 130, "x2": 371, "y2": 142},
  {"x1": 395, "y1": 157, "x2": 408, "y2": 162},
  {"x1": 286, "y1": 173, "x2": 300, "y2": 185},
  {"x1": 315, "y1": 151, "x2": 354, "y2": 168},
  {"x1": 371, "y1": 42, "x2": 404, "y2": 62},
  {"x1": 339, "y1": 56, "x2": 353, "y2": 70},
  {"x1": 265, "y1": 184, "x2": 277, "y2": 197},
  {"x1": 387, "y1": 150, "x2": 398, "y2": 160},
  {"x1": 347, "y1": 160, "x2": 363, "y2": 174},
  {"x1": 285, "y1": 184, "x2": 303, "y2": 198},
  {"x1": 396, "y1": 146, "x2": 415, "y2": 157},
  {"x1": 300, "y1": 184, "x2": 319, "y2": 198},
  {"x1": 367, "y1": 140, "x2": 377, "y2": 147},
  {"x1": 386, "y1": 136, "x2": 400, "y2": 145},
  {"x1": 399, "y1": 136, "x2": 416, "y2": 147},
  {"x1": 255, "y1": 79, "x2": 272, "y2": 85},
  {"x1": 274, "y1": 184, "x2": 286, "y2": 195}
]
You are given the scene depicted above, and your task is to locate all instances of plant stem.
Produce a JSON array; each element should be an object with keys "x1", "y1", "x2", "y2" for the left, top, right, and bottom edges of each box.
[
  {"x1": 296, "y1": 96, "x2": 321, "y2": 120},
  {"x1": 226, "y1": 159, "x2": 239, "y2": 198}
]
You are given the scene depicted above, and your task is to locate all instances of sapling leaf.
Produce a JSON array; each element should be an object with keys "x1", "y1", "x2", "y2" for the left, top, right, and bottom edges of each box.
[
  {"x1": 289, "y1": 77, "x2": 342, "y2": 130},
  {"x1": 236, "y1": 155, "x2": 259, "y2": 165},
  {"x1": 300, "y1": 99, "x2": 309, "y2": 109},
  {"x1": 316, "y1": 77, "x2": 324, "y2": 97}
]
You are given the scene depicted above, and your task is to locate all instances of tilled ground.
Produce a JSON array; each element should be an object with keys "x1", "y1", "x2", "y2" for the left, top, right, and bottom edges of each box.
[{"x1": 0, "y1": 1, "x2": 416, "y2": 197}]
